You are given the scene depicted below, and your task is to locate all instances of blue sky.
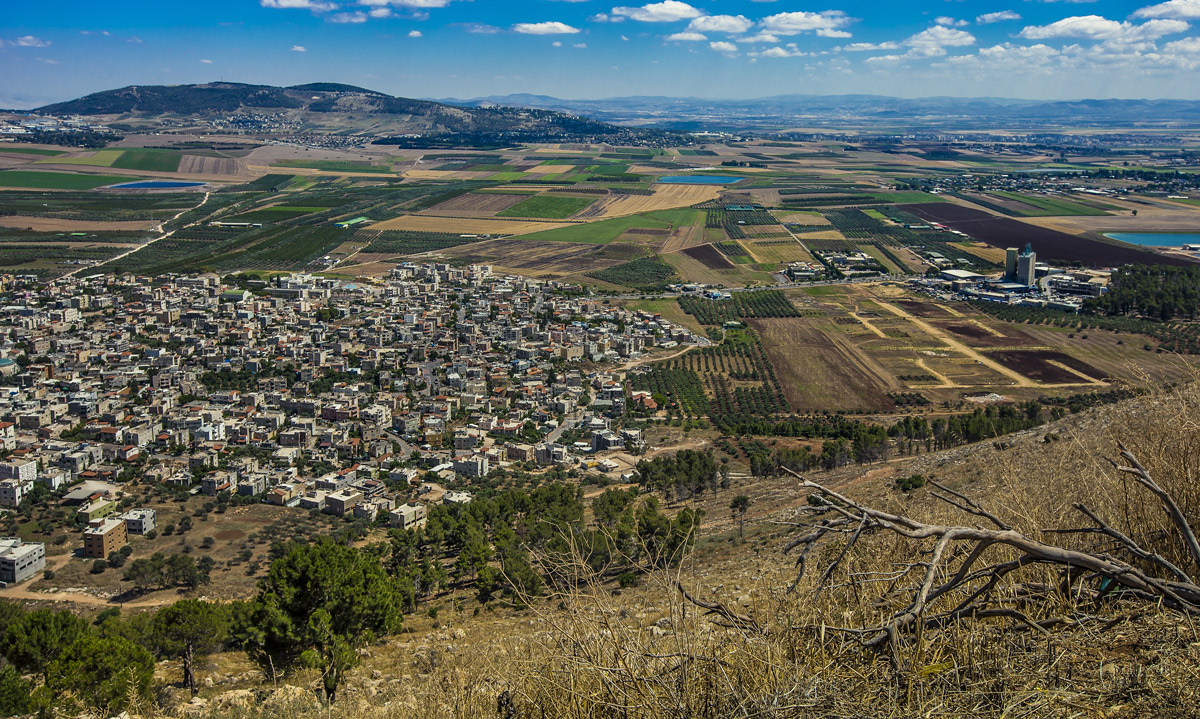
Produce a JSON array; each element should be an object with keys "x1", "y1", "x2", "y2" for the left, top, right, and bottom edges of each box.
[{"x1": 3, "y1": 1, "x2": 1200, "y2": 107}]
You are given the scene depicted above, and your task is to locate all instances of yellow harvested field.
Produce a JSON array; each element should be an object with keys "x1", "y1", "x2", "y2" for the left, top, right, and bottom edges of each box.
[
  {"x1": 627, "y1": 164, "x2": 674, "y2": 174},
  {"x1": 525, "y1": 164, "x2": 569, "y2": 175},
  {"x1": 369, "y1": 215, "x2": 573, "y2": 235},
  {"x1": 794, "y1": 230, "x2": 846, "y2": 240},
  {"x1": 401, "y1": 170, "x2": 494, "y2": 180},
  {"x1": 591, "y1": 184, "x2": 720, "y2": 218},
  {"x1": 178, "y1": 155, "x2": 241, "y2": 177},
  {"x1": 745, "y1": 241, "x2": 814, "y2": 264},
  {"x1": 774, "y1": 212, "x2": 830, "y2": 225},
  {"x1": 958, "y1": 243, "x2": 1008, "y2": 263},
  {"x1": 36, "y1": 150, "x2": 123, "y2": 167},
  {"x1": 0, "y1": 216, "x2": 158, "y2": 232}
]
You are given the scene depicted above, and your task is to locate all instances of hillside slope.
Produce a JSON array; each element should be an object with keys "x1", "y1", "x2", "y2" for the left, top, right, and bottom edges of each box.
[
  {"x1": 132, "y1": 382, "x2": 1200, "y2": 719},
  {"x1": 36, "y1": 82, "x2": 660, "y2": 141}
]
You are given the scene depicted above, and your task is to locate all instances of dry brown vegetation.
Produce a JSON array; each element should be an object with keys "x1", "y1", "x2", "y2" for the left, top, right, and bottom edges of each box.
[
  {"x1": 418, "y1": 193, "x2": 527, "y2": 217},
  {"x1": 368, "y1": 215, "x2": 572, "y2": 235},
  {"x1": 151, "y1": 381, "x2": 1200, "y2": 719}
]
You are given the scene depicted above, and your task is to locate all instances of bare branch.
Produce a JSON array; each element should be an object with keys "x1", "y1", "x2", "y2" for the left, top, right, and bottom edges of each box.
[
  {"x1": 929, "y1": 480, "x2": 1012, "y2": 531},
  {"x1": 677, "y1": 583, "x2": 761, "y2": 633},
  {"x1": 1115, "y1": 443, "x2": 1200, "y2": 573},
  {"x1": 773, "y1": 455, "x2": 1200, "y2": 659}
]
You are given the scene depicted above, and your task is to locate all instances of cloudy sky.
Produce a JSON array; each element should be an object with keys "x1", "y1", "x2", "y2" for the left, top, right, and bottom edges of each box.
[{"x1": 3, "y1": 0, "x2": 1200, "y2": 107}]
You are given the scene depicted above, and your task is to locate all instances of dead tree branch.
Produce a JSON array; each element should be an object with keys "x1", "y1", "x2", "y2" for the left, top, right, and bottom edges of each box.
[{"x1": 771, "y1": 449, "x2": 1200, "y2": 657}]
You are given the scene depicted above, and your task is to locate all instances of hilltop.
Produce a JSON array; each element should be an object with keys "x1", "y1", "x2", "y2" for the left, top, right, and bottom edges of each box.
[{"x1": 34, "y1": 82, "x2": 676, "y2": 144}]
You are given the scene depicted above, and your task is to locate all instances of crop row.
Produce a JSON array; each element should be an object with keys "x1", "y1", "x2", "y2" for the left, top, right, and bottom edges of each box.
[{"x1": 678, "y1": 290, "x2": 800, "y2": 325}]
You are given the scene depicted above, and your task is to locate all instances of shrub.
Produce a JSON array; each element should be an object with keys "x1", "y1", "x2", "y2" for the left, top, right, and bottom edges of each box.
[{"x1": 895, "y1": 474, "x2": 926, "y2": 492}]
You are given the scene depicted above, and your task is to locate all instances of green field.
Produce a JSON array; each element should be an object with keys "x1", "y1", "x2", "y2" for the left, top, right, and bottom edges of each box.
[
  {"x1": 112, "y1": 149, "x2": 183, "y2": 173},
  {"x1": 488, "y1": 172, "x2": 528, "y2": 182},
  {"x1": 37, "y1": 150, "x2": 123, "y2": 167},
  {"x1": 497, "y1": 195, "x2": 595, "y2": 219},
  {"x1": 0, "y1": 191, "x2": 200, "y2": 220},
  {"x1": 0, "y1": 171, "x2": 133, "y2": 190},
  {"x1": 990, "y1": 191, "x2": 1110, "y2": 216},
  {"x1": 271, "y1": 160, "x2": 393, "y2": 174},
  {"x1": 518, "y1": 209, "x2": 699, "y2": 244},
  {"x1": 587, "y1": 164, "x2": 632, "y2": 176},
  {"x1": 0, "y1": 147, "x2": 64, "y2": 157},
  {"x1": 228, "y1": 206, "x2": 321, "y2": 223}
]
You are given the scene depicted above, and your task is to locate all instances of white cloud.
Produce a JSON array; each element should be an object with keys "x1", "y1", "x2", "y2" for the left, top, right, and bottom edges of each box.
[
  {"x1": 865, "y1": 26, "x2": 976, "y2": 62},
  {"x1": 329, "y1": 11, "x2": 368, "y2": 22},
  {"x1": 976, "y1": 10, "x2": 1021, "y2": 24},
  {"x1": 709, "y1": 40, "x2": 738, "y2": 54},
  {"x1": 261, "y1": 0, "x2": 337, "y2": 10},
  {"x1": 368, "y1": 8, "x2": 392, "y2": 18},
  {"x1": 200, "y1": 58, "x2": 214, "y2": 63},
  {"x1": 755, "y1": 45, "x2": 805, "y2": 58},
  {"x1": 1135, "y1": 0, "x2": 1200, "y2": 19},
  {"x1": 408, "y1": 30, "x2": 423, "y2": 37},
  {"x1": 687, "y1": 15, "x2": 753, "y2": 34},
  {"x1": 1020, "y1": 15, "x2": 1188, "y2": 42},
  {"x1": 936, "y1": 16, "x2": 969, "y2": 27},
  {"x1": 666, "y1": 31, "x2": 707, "y2": 41},
  {"x1": 612, "y1": 1, "x2": 703, "y2": 23},
  {"x1": 513, "y1": 21, "x2": 581, "y2": 34},
  {"x1": 573, "y1": 42, "x2": 587, "y2": 48},
  {"x1": 907, "y1": 25, "x2": 976, "y2": 50},
  {"x1": 291, "y1": 45, "x2": 307, "y2": 51},
  {"x1": 359, "y1": 0, "x2": 456, "y2": 7},
  {"x1": 1163, "y1": 35, "x2": 1200, "y2": 50},
  {"x1": 840, "y1": 41, "x2": 900, "y2": 51},
  {"x1": 553, "y1": 41, "x2": 563, "y2": 46},
  {"x1": 458, "y1": 23, "x2": 501, "y2": 34},
  {"x1": 742, "y1": 32, "x2": 780, "y2": 43},
  {"x1": 13, "y1": 35, "x2": 50, "y2": 47},
  {"x1": 759, "y1": 11, "x2": 853, "y2": 36}
]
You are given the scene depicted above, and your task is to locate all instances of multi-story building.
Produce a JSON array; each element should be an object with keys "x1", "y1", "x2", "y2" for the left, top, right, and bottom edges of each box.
[
  {"x1": 83, "y1": 518, "x2": 128, "y2": 559},
  {"x1": 121, "y1": 508, "x2": 157, "y2": 535},
  {"x1": 324, "y1": 490, "x2": 363, "y2": 516},
  {"x1": 389, "y1": 502, "x2": 427, "y2": 530},
  {"x1": 0, "y1": 538, "x2": 45, "y2": 584},
  {"x1": 0, "y1": 479, "x2": 23, "y2": 508}
]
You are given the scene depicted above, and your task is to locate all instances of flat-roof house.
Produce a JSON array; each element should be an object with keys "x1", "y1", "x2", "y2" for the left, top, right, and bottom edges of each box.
[
  {"x1": 121, "y1": 508, "x2": 156, "y2": 535},
  {"x1": 0, "y1": 538, "x2": 44, "y2": 584},
  {"x1": 83, "y1": 517, "x2": 127, "y2": 559},
  {"x1": 389, "y1": 502, "x2": 427, "y2": 530}
]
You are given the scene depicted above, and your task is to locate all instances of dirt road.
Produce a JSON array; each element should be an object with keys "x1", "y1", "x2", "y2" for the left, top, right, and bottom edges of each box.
[
  {"x1": 62, "y1": 192, "x2": 211, "y2": 279},
  {"x1": 872, "y1": 298, "x2": 1036, "y2": 388}
]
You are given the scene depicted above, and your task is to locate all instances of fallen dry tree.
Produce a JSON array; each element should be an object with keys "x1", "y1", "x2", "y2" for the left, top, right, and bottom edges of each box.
[{"x1": 755, "y1": 445, "x2": 1200, "y2": 664}]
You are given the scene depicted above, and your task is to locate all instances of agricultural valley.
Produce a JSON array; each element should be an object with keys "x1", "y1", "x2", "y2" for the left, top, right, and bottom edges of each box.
[{"x1": 0, "y1": 82, "x2": 1200, "y2": 719}]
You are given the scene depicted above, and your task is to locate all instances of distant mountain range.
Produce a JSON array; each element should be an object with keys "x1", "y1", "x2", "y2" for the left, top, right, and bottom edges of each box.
[
  {"x1": 33, "y1": 83, "x2": 667, "y2": 143},
  {"x1": 434, "y1": 93, "x2": 1200, "y2": 130},
  {"x1": 31, "y1": 83, "x2": 1200, "y2": 136}
]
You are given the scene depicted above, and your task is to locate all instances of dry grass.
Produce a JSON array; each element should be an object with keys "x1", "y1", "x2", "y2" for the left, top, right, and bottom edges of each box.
[
  {"x1": 125, "y1": 382, "x2": 1200, "y2": 719},
  {"x1": 368, "y1": 215, "x2": 572, "y2": 235},
  {"x1": 592, "y1": 185, "x2": 720, "y2": 218},
  {"x1": 0, "y1": 216, "x2": 159, "y2": 232}
]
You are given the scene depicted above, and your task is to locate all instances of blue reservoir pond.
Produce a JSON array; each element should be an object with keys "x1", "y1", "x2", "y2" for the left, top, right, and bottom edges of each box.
[
  {"x1": 656, "y1": 175, "x2": 745, "y2": 185},
  {"x1": 1105, "y1": 232, "x2": 1200, "y2": 247},
  {"x1": 107, "y1": 180, "x2": 207, "y2": 189}
]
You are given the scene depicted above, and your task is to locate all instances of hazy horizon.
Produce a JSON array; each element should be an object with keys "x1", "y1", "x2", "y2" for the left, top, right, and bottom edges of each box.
[{"x1": 4, "y1": 0, "x2": 1200, "y2": 109}]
